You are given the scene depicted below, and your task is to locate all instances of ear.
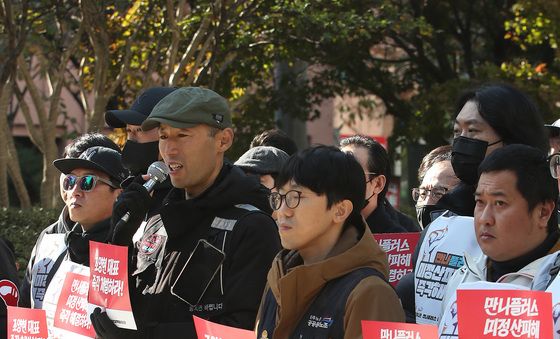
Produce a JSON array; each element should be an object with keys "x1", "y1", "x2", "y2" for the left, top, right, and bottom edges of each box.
[
  {"x1": 371, "y1": 174, "x2": 387, "y2": 195},
  {"x1": 216, "y1": 128, "x2": 234, "y2": 152},
  {"x1": 536, "y1": 200, "x2": 555, "y2": 230},
  {"x1": 332, "y1": 199, "x2": 353, "y2": 224}
]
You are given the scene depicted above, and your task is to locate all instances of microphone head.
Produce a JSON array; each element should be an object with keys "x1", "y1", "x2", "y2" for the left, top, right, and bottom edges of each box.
[{"x1": 147, "y1": 161, "x2": 170, "y2": 183}]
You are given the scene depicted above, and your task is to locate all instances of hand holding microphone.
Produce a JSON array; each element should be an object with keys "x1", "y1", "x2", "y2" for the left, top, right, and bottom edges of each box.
[{"x1": 110, "y1": 161, "x2": 170, "y2": 245}]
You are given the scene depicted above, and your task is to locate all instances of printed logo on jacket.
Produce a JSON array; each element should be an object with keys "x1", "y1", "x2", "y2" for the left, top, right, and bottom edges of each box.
[{"x1": 415, "y1": 213, "x2": 482, "y2": 325}]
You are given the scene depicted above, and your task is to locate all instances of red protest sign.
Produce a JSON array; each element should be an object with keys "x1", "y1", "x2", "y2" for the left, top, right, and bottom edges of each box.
[
  {"x1": 88, "y1": 241, "x2": 131, "y2": 311},
  {"x1": 7, "y1": 306, "x2": 48, "y2": 339},
  {"x1": 457, "y1": 289, "x2": 553, "y2": 339},
  {"x1": 362, "y1": 320, "x2": 438, "y2": 339},
  {"x1": 53, "y1": 272, "x2": 95, "y2": 338},
  {"x1": 374, "y1": 232, "x2": 421, "y2": 286},
  {"x1": 193, "y1": 315, "x2": 255, "y2": 339}
]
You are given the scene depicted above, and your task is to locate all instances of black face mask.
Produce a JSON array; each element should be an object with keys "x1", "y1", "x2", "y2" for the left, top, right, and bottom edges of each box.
[
  {"x1": 415, "y1": 205, "x2": 446, "y2": 229},
  {"x1": 121, "y1": 140, "x2": 159, "y2": 175},
  {"x1": 451, "y1": 136, "x2": 501, "y2": 185}
]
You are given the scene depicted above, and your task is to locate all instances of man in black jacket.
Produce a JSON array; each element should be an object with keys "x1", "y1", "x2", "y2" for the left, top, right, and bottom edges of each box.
[
  {"x1": 340, "y1": 135, "x2": 419, "y2": 233},
  {"x1": 93, "y1": 87, "x2": 280, "y2": 338}
]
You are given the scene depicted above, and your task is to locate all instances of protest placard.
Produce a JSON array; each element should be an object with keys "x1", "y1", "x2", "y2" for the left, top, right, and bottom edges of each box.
[
  {"x1": 53, "y1": 272, "x2": 95, "y2": 338},
  {"x1": 362, "y1": 320, "x2": 438, "y2": 339},
  {"x1": 7, "y1": 306, "x2": 48, "y2": 339},
  {"x1": 375, "y1": 232, "x2": 420, "y2": 286},
  {"x1": 439, "y1": 281, "x2": 529, "y2": 338},
  {"x1": 88, "y1": 241, "x2": 136, "y2": 330},
  {"x1": 457, "y1": 288, "x2": 553, "y2": 339},
  {"x1": 42, "y1": 260, "x2": 93, "y2": 339},
  {"x1": 193, "y1": 315, "x2": 255, "y2": 339}
]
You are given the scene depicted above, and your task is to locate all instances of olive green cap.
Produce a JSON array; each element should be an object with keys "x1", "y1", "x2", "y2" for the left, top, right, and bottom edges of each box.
[{"x1": 142, "y1": 87, "x2": 232, "y2": 131}]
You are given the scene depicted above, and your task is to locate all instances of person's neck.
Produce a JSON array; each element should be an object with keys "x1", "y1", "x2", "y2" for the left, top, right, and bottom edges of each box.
[
  {"x1": 488, "y1": 231, "x2": 559, "y2": 282},
  {"x1": 185, "y1": 159, "x2": 224, "y2": 198},
  {"x1": 299, "y1": 222, "x2": 344, "y2": 265}
]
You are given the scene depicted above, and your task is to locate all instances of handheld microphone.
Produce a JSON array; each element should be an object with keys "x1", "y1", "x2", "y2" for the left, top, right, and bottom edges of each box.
[{"x1": 118, "y1": 161, "x2": 170, "y2": 224}]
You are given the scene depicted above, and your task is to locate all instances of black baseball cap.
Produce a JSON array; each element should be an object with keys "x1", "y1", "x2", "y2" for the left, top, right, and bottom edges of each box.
[
  {"x1": 53, "y1": 146, "x2": 128, "y2": 186},
  {"x1": 105, "y1": 87, "x2": 177, "y2": 128}
]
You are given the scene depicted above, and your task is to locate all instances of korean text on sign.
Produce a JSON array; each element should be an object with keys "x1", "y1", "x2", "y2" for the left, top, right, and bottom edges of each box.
[
  {"x1": 457, "y1": 289, "x2": 553, "y2": 339},
  {"x1": 375, "y1": 232, "x2": 420, "y2": 286}
]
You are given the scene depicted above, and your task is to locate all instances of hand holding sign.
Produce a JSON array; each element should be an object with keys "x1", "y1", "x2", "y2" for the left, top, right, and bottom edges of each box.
[
  {"x1": 90, "y1": 308, "x2": 141, "y2": 339},
  {"x1": 88, "y1": 241, "x2": 136, "y2": 330}
]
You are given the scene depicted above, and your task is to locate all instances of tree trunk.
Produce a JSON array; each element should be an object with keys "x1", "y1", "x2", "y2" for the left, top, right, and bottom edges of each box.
[
  {"x1": 87, "y1": 96, "x2": 110, "y2": 132},
  {"x1": 0, "y1": 83, "x2": 9, "y2": 207},
  {"x1": 2, "y1": 82, "x2": 31, "y2": 208},
  {"x1": 39, "y1": 127, "x2": 59, "y2": 208}
]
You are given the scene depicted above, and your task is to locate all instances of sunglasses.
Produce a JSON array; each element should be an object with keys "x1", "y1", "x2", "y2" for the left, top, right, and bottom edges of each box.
[{"x1": 62, "y1": 174, "x2": 117, "y2": 192}]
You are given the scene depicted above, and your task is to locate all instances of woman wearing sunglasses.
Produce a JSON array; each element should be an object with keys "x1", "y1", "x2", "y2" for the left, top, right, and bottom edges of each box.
[{"x1": 19, "y1": 146, "x2": 127, "y2": 310}]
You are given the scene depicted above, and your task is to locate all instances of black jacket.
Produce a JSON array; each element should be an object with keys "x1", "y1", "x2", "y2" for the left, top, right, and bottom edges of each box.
[
  {"x1": 0, "y1": 237, "x2": 19, "y2": 339},
  {"x1": 131, "y1": 163, "x2": 280, "y2": 338},
  {"x1": 365, "y1": 199, "x2": 408, "y2": 234},
  {"x1": 384, "y1": 198, "x2": 420, "y2": 232}
]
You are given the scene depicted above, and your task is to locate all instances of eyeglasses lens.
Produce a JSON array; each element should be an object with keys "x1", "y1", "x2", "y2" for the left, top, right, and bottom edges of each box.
[{"x1": 80, "y1": 176, "x2": 95, "y2": 191}]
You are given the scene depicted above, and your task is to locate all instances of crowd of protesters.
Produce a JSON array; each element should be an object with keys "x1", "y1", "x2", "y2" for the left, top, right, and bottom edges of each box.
[{"x1": 2, "y1": 82, "x2": 560, "y2": 338}]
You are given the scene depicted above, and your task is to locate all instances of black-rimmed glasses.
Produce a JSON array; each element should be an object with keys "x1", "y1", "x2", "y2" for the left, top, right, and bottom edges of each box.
[
  {"x1": 62, "y1": 174, "x2": 117, "y2": 192},
  {"x1": 269, "y1": 190, "x2": 303, "y2": 210}
]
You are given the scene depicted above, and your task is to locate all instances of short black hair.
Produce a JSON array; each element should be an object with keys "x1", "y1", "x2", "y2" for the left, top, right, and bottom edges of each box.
[
  {"x1": 250, "y1": 129, "x2": 298, "y2": 155},
  {"x1": 418, "y1": 145, "x2": 452, "y2": 182},
  {"x1": 275, "y1": 145, "x2": 366, "y2": 228},
  {"x1": 478, "y1": 144, "x2": 558, "y2": 233},
  {"x1": 339, "y1": 135, "x2": 390, "y2": 199},
  {"x1": 64, "y1": 133, "x2": 121, "y2": 158},
  {"x1": 455, "y1": 84, "x2": 548, "y2": 153}
]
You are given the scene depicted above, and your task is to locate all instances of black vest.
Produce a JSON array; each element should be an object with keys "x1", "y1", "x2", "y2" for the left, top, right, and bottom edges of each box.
[{"x1": 257, "y1": 267, "x2": 388, "y2": 339}]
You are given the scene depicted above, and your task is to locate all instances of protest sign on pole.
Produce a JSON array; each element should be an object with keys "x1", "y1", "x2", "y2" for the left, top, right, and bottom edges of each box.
[
  {"x1": 88, "y1": 241, "x2": 136, "y2": 330},
  {"x1": 375, "y1": 232, "x2": 420, "y2": 286}
]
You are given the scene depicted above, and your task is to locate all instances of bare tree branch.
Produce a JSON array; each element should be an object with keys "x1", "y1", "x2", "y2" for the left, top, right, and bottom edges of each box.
[
  {"x1": 13, "y1": 84, "x2": 45, "y2": 153},
  {"x1": 170, "y1": 8, "x2": 213, "y2": 86}
]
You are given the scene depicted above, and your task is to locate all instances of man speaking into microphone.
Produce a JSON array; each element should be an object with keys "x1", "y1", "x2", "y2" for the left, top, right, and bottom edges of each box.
[{"x1": 92, "y1": 87, "x2": 280, "y2": 338}]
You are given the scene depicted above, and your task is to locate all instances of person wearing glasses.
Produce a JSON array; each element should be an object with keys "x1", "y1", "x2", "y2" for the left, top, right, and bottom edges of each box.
[
  {"x1": 340, "y1": 135, "x2": 419, "y2": 233},
  {"x1": 412, "y1": 145, "x2": 459, "y2": 230},
  {"x1": 255, "y1": 146, "x2": 404, "y2": 339},
  {"x1": 92, "y1": 87, "x2": 280, "y2": 338},
  {"x1": 20, "y1": 145, "x2": 127, "y2": 309},
  {"x1": 438, "y1": 144, "x2": 560, "y2": 336},
  {"x1": 19, "y1": 134, "x2": 122, "y2": 309}
]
